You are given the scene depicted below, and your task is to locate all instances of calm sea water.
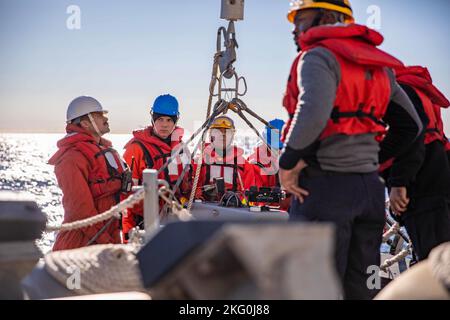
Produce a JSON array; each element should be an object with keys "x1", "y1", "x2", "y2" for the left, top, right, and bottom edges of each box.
[{"x1": 0, "y1": 133, "x2": 258, "y2": 254}]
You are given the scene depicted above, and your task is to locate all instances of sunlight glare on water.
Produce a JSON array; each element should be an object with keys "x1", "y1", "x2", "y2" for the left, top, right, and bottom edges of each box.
[{"x1": 0, "y1": 133, "x2": 133, "y2": 253}]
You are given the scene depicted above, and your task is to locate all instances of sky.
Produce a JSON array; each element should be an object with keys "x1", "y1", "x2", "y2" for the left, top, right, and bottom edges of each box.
[{"x1": 0, "y1": 0, "x2": 449, "y2": 135}]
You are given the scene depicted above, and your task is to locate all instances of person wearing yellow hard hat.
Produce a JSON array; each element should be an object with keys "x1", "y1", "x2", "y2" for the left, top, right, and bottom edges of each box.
[
  {"x1": 193, "y1": 115, "x2": 252, "y2": 202},
  {"x1": 209, "y1": 115, "x2": 236, "y2": 151},
  {"x1": 287, "y1": 0, "x2": 354, "y2": 24},
  {"x1": 287, "y1": 0, "x2": 354, "y2": 53},
  {"x1": 278, "y1": 0, "x2": 424, "y2": 299}
]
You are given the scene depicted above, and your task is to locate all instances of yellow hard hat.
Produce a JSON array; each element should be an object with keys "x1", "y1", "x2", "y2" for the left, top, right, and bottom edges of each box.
[
  {"x1": 210, "y1": 116, "x2": 235, "y2": 130},
  {"x1": 287, "y1": 0, "x2": 354, "y2": 24}
]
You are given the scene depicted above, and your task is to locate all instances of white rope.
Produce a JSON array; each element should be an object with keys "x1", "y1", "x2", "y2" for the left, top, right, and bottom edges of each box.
[
  {"x1": 380, "y1": 243, "x2": 412, "y2": 272},
  {"x1": 382, "y1": 200, "x2": 403, "y2": 242},
  {"x1": 207, "y1": 53, "x2": 221, "y2": 117},
  {"x1": 188, "y1": 151, "x2": 204, "y2": 211},
  {"x1": 159, "y1": 187, "x2": 192, "y2": 221},
  {"x1": 382, "y1": 222, "x2": 400, "y2": 242},
  {"x1": 186, "y1": 51, "x2": 222, "y2": 211},
  {"x1": 45, "y1": 189, "x2": 145, "y2": 232},
  {"x1": 159, "y1": 187, "x2": 183, "y2": 211},
  {"x1": 185, "y1": 40, "x2": 238, "y2": 211}
]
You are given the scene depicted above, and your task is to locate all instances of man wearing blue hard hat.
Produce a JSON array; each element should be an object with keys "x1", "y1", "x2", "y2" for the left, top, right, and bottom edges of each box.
[
  {"x1": 247, "y1": 119, "x2": 285, "y2": 188},
  {"x1": 122, "y1": 94, "x2": 191, "y2": 241},
  {"x1": 246, "y1": 119, "x2": 291, "y2": 211}
]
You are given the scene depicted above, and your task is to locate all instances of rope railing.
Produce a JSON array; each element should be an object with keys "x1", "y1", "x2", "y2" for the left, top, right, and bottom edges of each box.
[
  {"x1": 44, "y1": 184, "x2": 192, "y2": 234},
  {"x1": 159, "y1": 187, "x2": 192, "y2": 221},
  {"x1": 380, "y1": 243, "x2": 412, "y2": 272},
  {"x1": 379, "y1": 200, "x2": 414, "y2": 274},
  {"x1": 45, "y1": 188, "x2": 145, "y2": 232},
  {"x1": 382, "y1": 221, "x2": 400, "y2": 242},
  {"x1": 188, "y1": 152, "x2": 204, "y2": 211},
  {"x1": 45, "y1": 171, "x2": 413, "y2": 276}
]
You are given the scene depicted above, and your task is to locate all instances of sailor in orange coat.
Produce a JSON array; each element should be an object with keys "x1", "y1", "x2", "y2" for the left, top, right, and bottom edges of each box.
[
  {"x1": 194, "y1": 116, "x2": 252, "y2": 202},
  {"x1": 122, "y1": 95, "x2": 191, "y2": 240},
  {"x1": 48, "y1": 96, "x2": 129, "y2": 251},
  {"x1": 246, "y1": 119, "x2": 291, "y2": 210},
  {"x1": 246, "y1": 119, "x2": 285, "y2": 189}
]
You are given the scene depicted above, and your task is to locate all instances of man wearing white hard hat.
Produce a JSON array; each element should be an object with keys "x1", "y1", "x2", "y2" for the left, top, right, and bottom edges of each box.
[{"x1": 48, "y1": 96, "x2": 131, "y2": 250}]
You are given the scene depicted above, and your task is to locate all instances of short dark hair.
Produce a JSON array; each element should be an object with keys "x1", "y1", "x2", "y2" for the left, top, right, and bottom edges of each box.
[
  {"x1": 71, "y1": 114, "x2": 89, "y2": 126},
  {"x1": 152, "y1": 112, "x2": 178, "y2": 124}
]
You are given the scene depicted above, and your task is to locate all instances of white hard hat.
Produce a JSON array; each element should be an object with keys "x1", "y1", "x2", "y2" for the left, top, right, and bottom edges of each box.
[{"x1": 66, "y1": 96, "x2": 108, "y2": 123}]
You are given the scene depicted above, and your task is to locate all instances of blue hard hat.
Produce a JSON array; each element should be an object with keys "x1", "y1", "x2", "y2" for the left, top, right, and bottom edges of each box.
[
  {"x1": 151, "y1": 94, "x2": 180, "y2": 117},
  {"x1": 263, "y1": 118, "x2": 285, "y2": 149}
]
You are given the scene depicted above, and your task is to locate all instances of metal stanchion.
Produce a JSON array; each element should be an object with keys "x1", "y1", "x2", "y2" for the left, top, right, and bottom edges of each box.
[{"x1": 143, "y1": 169, "x2": 160, "y2": 234}]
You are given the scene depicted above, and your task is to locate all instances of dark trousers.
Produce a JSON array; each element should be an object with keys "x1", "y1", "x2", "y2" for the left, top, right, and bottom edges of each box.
[
  {"x1": 289, "y1": 170, "x2": 386, "y2": 300},
  {"x1": 399, "y1": 195, "x2": 450, "y2": 261}
]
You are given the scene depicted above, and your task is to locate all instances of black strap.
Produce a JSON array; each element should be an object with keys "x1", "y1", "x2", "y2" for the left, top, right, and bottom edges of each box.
[
  {"x1": 94, "y1": 147, "x2": 111, "y2": 158},
  {"x1": 133, "y1": 141, "x2": 178, "y2": 186},
  {"x1": 90, "y1": 146, "x2": 122, "y2": 184},
  {"x1": 426, "y1": 128, "x2": 440, "y2": 134},
  {"x1": 232, "y1": 156, "x2": 238, "y2": 192},
  {"x1": 153, "y1": 145, "x2": 185, "y2": 160},
  {"x1": 275, "y1": 173, "x2": 280, "y2": 187},
  {"x1": 134, "y1": 214, "x2": 144, "y2": 229},
  {"x1": 255, "y1": 161, "x2": 266, "y2": 169},
  {"x1": 426, "y1": 122, "x2": 441, "y2": 135},
  {"x1": 153, "y1": 145, "x2": 171, "y2": 161},
  {"x1": 205, "y1": 163, "x2": 211, "y2": 189},
  {"x1": 152, "y1": 144, "x2": 175, "y2": 185},
  {"x1": 132, "y1": 141, "x2": 155, "y2": 185},
  {"x1": 132, "y1": 141, "x2": 155, "y2": 169},
  {"x1": 205, "y1": 157, "x2": 242, "y2": 192},
  {"x1": 86, "y1": 145, "x2": 123, "y2": 207},
  {"x1": 256, "y1": 161, "x2": 281, "y2": 187},
  {"x1": 330, "y1": 104, "x2": 386, "y2": 127}
]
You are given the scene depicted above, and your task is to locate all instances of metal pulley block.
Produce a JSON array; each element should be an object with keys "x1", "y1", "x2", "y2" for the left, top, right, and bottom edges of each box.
[{"x1": 219, "y1": 46, "x2": 237, "y2": 79}]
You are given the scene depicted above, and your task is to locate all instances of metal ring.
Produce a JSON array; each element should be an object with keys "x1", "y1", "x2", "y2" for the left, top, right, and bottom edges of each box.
[{"x1": 238, "y1": 76, "x2": 247, "y2": 96}]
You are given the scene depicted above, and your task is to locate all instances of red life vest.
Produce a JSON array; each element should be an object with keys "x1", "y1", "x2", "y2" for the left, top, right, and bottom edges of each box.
[
  {"x1": 282, "y1": 24, "x2": 404, "y2": 142},
  {"x1": 124, "y1": 127, "x2": 188, "y2": 186},
  {"x1": 200, "y1": 144, "x2": 247, "y2": 192},
  {"x1": 282, "y1": 53, "x2": 301, "y2": 142},
  {"x1": 247, "y1": 145, "x2": 279, "y2": 188},
  {"x1": 379, "y1": 66, "x2": 450, "y2": 173},
  {"x1": 49, "y1": 125, "x2": 127, "y2": 203},
  {"x1": 395, "y1": 66, "x2": 450, "y2": 145}
]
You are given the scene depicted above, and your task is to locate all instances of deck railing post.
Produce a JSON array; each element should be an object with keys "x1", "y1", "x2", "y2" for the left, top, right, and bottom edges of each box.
[{"x1": 143, "y1": 169, "x2": 159, "y2": 234}]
